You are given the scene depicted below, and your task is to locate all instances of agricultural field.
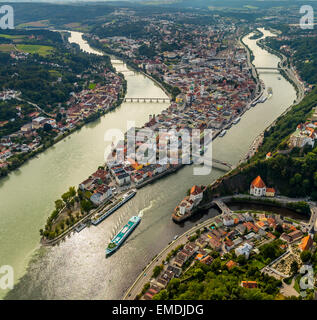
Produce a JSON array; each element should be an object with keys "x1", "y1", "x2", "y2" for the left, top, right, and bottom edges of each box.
[
  {"x1": 16, "y1": 20, "x2": 50, "y2": 29},
  {"x1": 16, "y1": 44, "x2": 54, "y2": 56},
  {"x1": 63, "y1": 23, "x2": 91, "y2": 32},
  {"x1": 0, "y1": 34, "x2": 26, "y2": 40},
  {"x1": 0, "y1": 44, "x2": 15, "y2": 53}
]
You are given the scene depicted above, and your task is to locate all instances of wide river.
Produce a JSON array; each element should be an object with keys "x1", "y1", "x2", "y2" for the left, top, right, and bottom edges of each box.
[{"x1": 1, "y1": 28, "x2": 296, "y2": 299}]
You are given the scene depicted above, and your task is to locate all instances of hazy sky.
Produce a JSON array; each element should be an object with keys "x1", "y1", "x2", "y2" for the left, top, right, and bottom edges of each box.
[
  {"x1": 3, "y1": 0, "x2": 138, "y2": 2},
  {"x1": 3, "y1": 0, "x2": 139, "y2": 3}
]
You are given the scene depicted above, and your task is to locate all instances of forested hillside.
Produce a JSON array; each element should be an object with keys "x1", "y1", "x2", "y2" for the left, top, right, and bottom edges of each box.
[
  {"x1": 0, "y1": 30, "x2": 113, "y2": 111},
  {"x1": 204, "y1": 87, "x2": 317, "y2": 200},
  {"x1": 267, "y1": 33, "x2": 317, "y2": 85}
]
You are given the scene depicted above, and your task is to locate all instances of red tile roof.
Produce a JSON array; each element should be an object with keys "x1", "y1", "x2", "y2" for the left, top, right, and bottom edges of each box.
[
  {"x1": 299, "y1": 235, "x2": 313, "y2": 251},
  {"x1": 226, "y1": 260, "x2": 237, "y2": 269},
  {"x1": 251, "y1": 176, "x2": 266, "y2": 188},
  {"x1": 241, "y1": 281, "x2": 257, "y2": 288},
  {"x1": 190, "y1": 185, "x2": 203, "y2": 195}
]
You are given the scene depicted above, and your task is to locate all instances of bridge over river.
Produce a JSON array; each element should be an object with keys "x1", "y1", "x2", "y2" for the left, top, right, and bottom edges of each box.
[
  {"x1": 212, "y1": 199, "x2": 233, "y2": 215},
  {"x1": 256, "y1": 66, "x2": 282, "y2": 74},
  {"x1": 192, "y1": 153, "x2": 235, "y2": 171},
  {"x1": 124, "y1": 97, "x2": 171, "y2": 103},
  {"x1": 256, "y1": 67, "x2": 281, "y2": 70}
]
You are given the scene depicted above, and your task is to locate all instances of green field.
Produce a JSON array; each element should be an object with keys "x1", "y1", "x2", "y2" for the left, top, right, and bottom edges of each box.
[
  {"x1": 0, "y1": 34, "x2": 26, "y2": 40},
  {"x1": 16, "y1": 44, "x2": 54, "y2": 56},
  {"x1": 0, "y1": 44, "x2": 15, "y2": 53},
  {"x1": 16, "y1": 20, "x2": 50, "y2": 29},
  {"x1": 88, "y1": 83, "x2": 96, "y2": 90},
  {"x1": 244, "y1": 5, "x2": 258, "y2": 9},
  {"x1": 49, "y1": 70, "x2": 62, "y2": 77}
]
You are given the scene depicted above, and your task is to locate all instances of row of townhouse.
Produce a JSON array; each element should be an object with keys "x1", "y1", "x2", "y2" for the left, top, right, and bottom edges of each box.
[{"x1": 79, "y1": 167, "x2": 113, "y2": 206}]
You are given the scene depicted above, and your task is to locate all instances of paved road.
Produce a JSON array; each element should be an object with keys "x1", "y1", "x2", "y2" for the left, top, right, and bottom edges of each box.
[
  {"x1": 122, "y1": 216, "x2": 218, "y2": 300},
  {"x1": 280, "y1": 278, "x2": 300, "y2": 298},
  {"x1": 123, "y1": 195, "x2": 316, "y2": 299},
  {"x1": 258, "y1": 41, "x2": 305, "y2": 104},
  {"x1": 16, "y1": 96, "x2": 53, "y2": 117},
  {"x1": 306, "y1": 204, "x2": 317, "y2": 232}
]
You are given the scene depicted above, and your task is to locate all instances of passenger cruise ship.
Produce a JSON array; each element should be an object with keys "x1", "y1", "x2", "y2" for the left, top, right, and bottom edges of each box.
[
  {"x1": 91, "y1": 189, "x2": 137, "y2": 226},
  {"x1": 106, "y1": 215, "x2": 141, "y2": 256}
]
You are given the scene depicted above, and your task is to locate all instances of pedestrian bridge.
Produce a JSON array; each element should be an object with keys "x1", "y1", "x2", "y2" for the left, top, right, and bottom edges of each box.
[{"x1": 124, "y1": 97, "x2": 171, "y2": 103}]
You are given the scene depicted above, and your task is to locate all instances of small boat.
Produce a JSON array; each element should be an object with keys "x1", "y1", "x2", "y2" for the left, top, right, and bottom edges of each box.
[
  {"x1": 173, "y1": 235, "x2": 179, "y2": 241},
  {"x1": 258, "y1": 96, "x2": 267, "y2": 103},
  {"x1": 219, "y1": 130, "x2": 227, "y2": 137},
  {"x1": 75, "y1": 223, "x2": 86, "y2": 233},
  {"x1": 232, "y1": 117, "x2": 241, "y2": 125}
]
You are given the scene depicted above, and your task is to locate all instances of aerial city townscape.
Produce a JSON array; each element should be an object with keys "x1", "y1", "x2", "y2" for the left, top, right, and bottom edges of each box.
[{"x1": 0, "y1": 0, "x2": 317, "y2": 304}]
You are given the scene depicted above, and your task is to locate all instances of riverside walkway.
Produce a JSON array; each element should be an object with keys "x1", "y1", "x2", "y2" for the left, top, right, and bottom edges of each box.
[
  {"x1": 122, "y1": 216, "x2": 218, "y2": 300},
  {"x1": 123, "y1": 194, "x2": 316, "y2": 300}
]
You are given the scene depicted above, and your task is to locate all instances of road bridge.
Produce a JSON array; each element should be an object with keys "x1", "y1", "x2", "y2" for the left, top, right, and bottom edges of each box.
[
  {"x1": 256, "y1": 67, "x2": 281, "y2": 71},
  {"x1": 212, "y1": 199, "x2": 233, "y2": 215},
  {"x1": 192, "y1": 154, "x2": 234, "y2": 171}
]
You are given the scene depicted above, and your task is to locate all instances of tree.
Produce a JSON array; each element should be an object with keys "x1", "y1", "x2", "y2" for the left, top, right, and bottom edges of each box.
[
  {"x1": 210, "y1": 258, "x2": 221, "y2": 272},
  {"x1": 259, "y1": 241, "x2": 282, "y2": 260},
  {"x1": 138, "y1": 44, "x2": 156, "y2": 58},
  {"x1": 166, "y1": 278, "x2": 181, "y2": 299},
  {"x1": 80, "y1": 199, "x2": 93, "y2": 213},
  {"x1": 55, "y1": 199, "x2": 64, "y2": 211},
  {"x1": 290, "y1": 261, "x2": 299, "y2": 275},
  {"x1": 153, "y1": 289, "x2": 168, "y2": 300},
  {"x1": 237, "y1": 254, "x2": 247, "y2": 265},
  {"x1": 62, "y1": 191, "x2": 71, "y2": 204},
  {"x1": 141, "y1": 282, "x2": 150, "y2": 295},
  {"x1": 300, "y1": 250, "x2": 312, "y2": 263},
  {"x1": 43, "y1": 123, "x2": 52, "y2": 132},
  {"x1": 56, "y1": 112, "x2": 62, "y2": 122},
  {"x1": 69, "y1": 186, "x2": 76, "y2": 197},
  {"x1": 241, "y1": 288, "x2": 273, "y2": 300},
  {"x1": 294, "y1": 173, "x2": 302, "y2": 184},
  {"x1": 152, "y1": 265, "x2": 163, "y2": 278},
  {"x1": 193, "y1": 268, "x2": 204, "y2": 281},
  {"x1": 314, "y1": 172, "x2": 317, "y2": 187},
  {"x1": 275, "y1": 224, "x2": 283, "y2": 234}
]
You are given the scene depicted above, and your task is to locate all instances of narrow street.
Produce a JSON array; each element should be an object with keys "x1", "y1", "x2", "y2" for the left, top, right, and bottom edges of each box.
[{"x1": 123, "y1": 216, "x2": 218, "y2": 300}]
